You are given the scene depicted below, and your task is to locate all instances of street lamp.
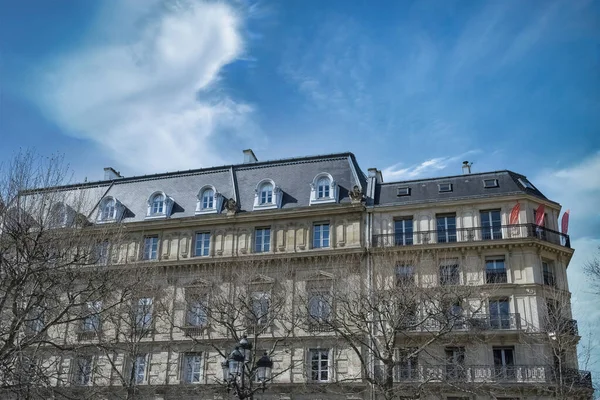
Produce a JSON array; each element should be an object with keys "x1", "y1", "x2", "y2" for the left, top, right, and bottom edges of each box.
[{"x1": 221, "y1": 335, "x2": 273, "y2": 399}]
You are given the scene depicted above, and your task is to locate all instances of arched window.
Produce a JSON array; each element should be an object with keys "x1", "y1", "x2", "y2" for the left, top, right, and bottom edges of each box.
[
  {"x1": 101, "y1": 199, "x2": 115, "y2": 220},
  {"x1": 202, "y1": 189, "x2": 214, "y2": 209},
  {"x1": 151, "y1": 194, "x2": 164, "y2": 214},
  {"x1": 317, "y1": 177, "x2": 330, "y2": 199},
  {"x1": 260, "y1": 182, "x2": 273, "y2": 204}
]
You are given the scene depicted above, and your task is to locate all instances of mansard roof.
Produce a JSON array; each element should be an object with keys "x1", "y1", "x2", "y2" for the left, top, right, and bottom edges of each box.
[{"x1": 373, "y1": 170, "x2": 550, "y2": 207}]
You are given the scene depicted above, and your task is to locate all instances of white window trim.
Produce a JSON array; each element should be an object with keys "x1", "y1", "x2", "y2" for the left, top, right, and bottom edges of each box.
[
  {"x1": 145, "y1": 191, "x2": 174, "y2": 219},
  {"x1": 195, "y1": 185, "x2": 224, "y2": 215},
  {"x1": 253, "y1": 179, "x2": 282, "y2": 210},
  {"x1": 308, "y1": 348, "x2": 332, "y2": 382},
  {"x1": 97, "y1": 196, "x2": 125, "y2": 223},
  {"x1": 309, "y1": 173, "x2": 338, "y2": 205},
  {"x1": 181, "y1": 352, "x2": 204, "y2": 384}
]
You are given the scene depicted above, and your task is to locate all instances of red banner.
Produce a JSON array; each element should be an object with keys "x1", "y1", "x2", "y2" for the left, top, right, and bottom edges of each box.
[
  {"x1": 561, "y1": 209, "x2": 570, "y2": 234},
  {"x1": 509, "y1": 203, "x2": 520, "y2": 225},
  {"x1": 535, "y1": 204, "x2": 545, "y2": 226}
]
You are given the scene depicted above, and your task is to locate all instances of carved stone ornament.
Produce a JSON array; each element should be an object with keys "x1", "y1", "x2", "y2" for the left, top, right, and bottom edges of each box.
[
  {"x1": 349, "y1": 185, "x2": 363, "y2": 203},
  {"x1": 224, "y1": 198, "x2": 238, "y2": 215}
]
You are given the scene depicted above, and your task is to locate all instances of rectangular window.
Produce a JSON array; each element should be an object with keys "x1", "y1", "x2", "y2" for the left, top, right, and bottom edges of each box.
[
  {"x1": 518, "y1": 177, "x2": 535, "y2": 189},
  {"x1": 143, "y1": 236, "x2": 158, "y2": 260},
  {"x1": 96, "y1": 241, "x2": 109, "y2": 264},
  {"x1": 493, "y1": 347, "x2": 515, "y2": 380},
  {"x1": 308, "y1": 291, "x2": 331, "y2": 323},
  {"x1": 446, "y1": 300, "x2": 464, "y2": 329},
  {"x1": 27, "y1": 307, "x2": 45, "y2": 335},
  {"x1": 438, "y1": 183, "x2": 453, "y2": 192},
  {"x1": 481, "y1": 210, "x2": 502, "y2": 240},
  {"x1": 251, "y1": 292, "x2": 270, "y2": 326},
  {"x1": 254, "y1": 228, "x2": 271, "y2": 253},
  {"x1": 187, "y1": 297, "x2": 207, "y2": 327},
  {"x1": 182, "y1": 353, "x2": 203, "y2": 384},
  {"x1": 436, "y1": 214, "x2": 457, "y2": 243},
  {"x1": 394, "y1": 218, "x2": 413, "y2": 246},
  {"x1": 542, "y1": 261, "x2": 555, "y2": 286},
  {"x1": 483, "y1": 179, "x2": 499, "y2": 188},
  {"x1": 396, "y1": 348, "x2": 418, "y2": 381},
  {"x1": 395, "y1": 265, "x2": 415, "y2": 286},
  {"x1": 133, "y1": 354, "x2": 147, "y2": 384},
  {"x1": 73, "y1": 356, "x2": 93, "y2": 385},
  {"x1": 439, "y1": 260, "x2": 459, "y2": 285},
  {"x1": 82, "y1": 301, "x2": 102, "y2": 332},
  {"x1": 194, "y1": 232, "x2": 210, "y2": 257},
  {"x1": 486, "y1": 258, "x2": 507, "y2": 284},
  {"x1": 489, "y1": 299, "x2": 510, "y2": 329},
  {"x1": 397, "y1": 187, "x2": 411, "y2": 196},
  {"x1": 135, "y1": 298, "x2": 153, "y2": 330},
  {"x1": 445, "y1": 347, "x2": 465, "y2": 380},
  {"x1": 309, "y1": 349, "x2": 330, "y2": 382},
  {"x1": 313, "y1": 223, "x2": 330, "y2": 248}
]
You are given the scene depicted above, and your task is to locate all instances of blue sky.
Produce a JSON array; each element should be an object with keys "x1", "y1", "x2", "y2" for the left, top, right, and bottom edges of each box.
[{"x1": 1, "y1": 0, "x2": 599, "y2": 379}]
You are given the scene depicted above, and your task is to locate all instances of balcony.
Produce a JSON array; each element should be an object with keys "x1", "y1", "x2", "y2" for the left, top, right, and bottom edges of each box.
[
  {"x1": 486, "y1": 270, "x2": 508, "y2": 283},
  {"x1": 544, "y1": 318, "x2": 579, "y2": 336},
  {"x1": 404, "y1": 313, "x2": 521, "y2": 332},
  {"x1": 388, "y1": 364, "x2": 592, "y2": 389},
  {"x1": 373, "y1": 224, "x2": 571, "y2": 249}
]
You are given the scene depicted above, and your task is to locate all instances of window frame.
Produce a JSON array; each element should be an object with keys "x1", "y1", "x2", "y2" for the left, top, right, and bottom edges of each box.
[
  {"x1": 142, "y1": 236, "x2": 159, "y2": 260},
  {"x1": 397, "y1": 187, "x2": 411, "y2": 197},
  {"x1": 394, "y1": 218, "x2": 414, "y2": 246},
  {"x1": 489, "y1": 298, "x2": 511, "y2": 329},
  {"x1": 194, "y1": 232, "x2": 211, "y2": 257},
  {"x1": 438, "y1": 183, "x2": 453, "y2": 192},
  {"x1": 395, "y1": 264, "x2": 415, "y2": 286},
  {"x1": 309, "y1": 348, "x2": 331, "y2": 382},
  {"x1": 250, "y1": 291, "x2": 271, "y2": 327},
  {"x1": 436, "y1": 214, "x2": 457, "y2": 243},
  {"x1": 439, "y1": 261, "x2": 460, "y2": 285},
  {"x1": 254, "y1": 227, "x2": 271, "y2": 253},
  {"x1": 485, "y1": 257, "x2": 507, "y2": 284},
  {"x1": 313, "y1": 223, "x2": 330, "y2": 249},
  {"x1": 480, "y1": 209, "x2": 502, "y2": 240},
  {"x1": 134, "y1": 297, "x2": 154, "y2": 330},
  {"x1": 181, "y1": 352, "x2": 203, "y2": 384},
  {"x1": 133, "y1": 354, "x2": 148, "y2": 385},
  {"x1": 72, "y1": 355, "x2": 94, "y2": 386},
  {"x1": 542, "y1": 261, "x2": 555, "y2": 286},
  {"x1": 81, "y1": 301, "x2": 102, "y2": 333},
  {"x1": 483, "y1": 178, "x2": 499, "y2": 188}
]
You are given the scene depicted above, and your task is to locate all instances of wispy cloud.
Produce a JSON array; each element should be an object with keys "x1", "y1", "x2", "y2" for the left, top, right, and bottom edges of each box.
[
  {"x1": 33, "y1": 0, "x2": 259, "y2": 174},
  {"x1": 381, "y1": 150, "x2": 481, "y2": 181}
]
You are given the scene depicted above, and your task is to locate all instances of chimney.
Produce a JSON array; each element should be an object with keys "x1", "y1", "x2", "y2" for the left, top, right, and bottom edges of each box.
[
  {"x1": 243, "y1": 149, "x2": 258, "y2": 164},
  {"x1": 368, "y1": 168, "x2": 383, "y2": 183},
  {"x1": 104, "y1": 167, "x2": 123, "y2": 180},
  {"x1": 462, "y1": 161, "x2": 472, "y2": 175}
]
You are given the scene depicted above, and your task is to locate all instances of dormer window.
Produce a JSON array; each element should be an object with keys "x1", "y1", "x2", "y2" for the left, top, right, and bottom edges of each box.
[
  {"x1": 483, "y1": 179, "x2": 499, "y2": 188},
  {"x1": 195, "y1": 186, "x2": 223, "y2": 215},
  {"x1": 438, "y1": 183, "x2": 453, "y2": 193},
  {"x1": 518, "y1": 177, "x2": 535, "y2": 190},
  {"x1": 309, "y1": 173, "x2": 338, "y2": 205},
  {"x1": 146, "y1": 191, "x2": 174, "y2": 219},
  {"x1": 97, "y1": 196, "x2": 124, "y2": 223},
  {"x1": 253, "y1": 179, "x2": 282, "y2": 210}
]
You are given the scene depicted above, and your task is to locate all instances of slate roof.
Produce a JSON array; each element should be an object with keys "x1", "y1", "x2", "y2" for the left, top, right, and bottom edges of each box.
[{"x1": 374, "y1": 170, "x2": 549, "y2": 207}]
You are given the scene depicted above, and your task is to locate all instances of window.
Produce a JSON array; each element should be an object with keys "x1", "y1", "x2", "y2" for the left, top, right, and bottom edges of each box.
[
  {"x1": 486, "y1": 258, "x2": 507, "y2": 284},
  {"x1": 395, "y1": 265, "x2": 414, "y2": 286},
  {"x1": 143, "y1": 236, "x2": 158, "y2": 260},
  {"x1": 313, "y1": 223, "x2": 330, "y2": 248},
  {"x1": 481, "y1": 210, "x2": 502, "y2": 240},
  {"x1": 251, "y1": 292, "x2": 270, "y2": 327},
  {"x1": 72, "y1": 356, "x2": 93, "y2": 385},
  {"x1": 518, "y1": 177, "x2": 535, "y2": 189},
  {"x1": 317, "y1": 177, "x2": 330, "y2": 199},
  {"x1": 396, "y1": 348, "x2": 418, "y2": 381},
  {"x1": 260, "y1": 183, "x2": 273, "y2": 204},
  {"x1": 201, "y1": 189, "x2": 214, "y2": 210},
  {"x1": 542, "y1": 261, "x2": 555, "y2": 286},
  {"x1": 397, "y1": 187, "x2": 411, "y2": 196},
  {"x1": 483, "y1": 179, "x2": 499, "y2": 188},
  {"x1": 27, "y1": 307, "x2": 45, "y2": 335},
  {"x1": 436, "y1": 214, "x2": 457, "y2": 243},
  {"x1": 439, "y1": 261, "x2": 459, "y2": 285},
  {"x1": 446, "y1": 300, "x2": 464, "y2": 329},
  {"x1": 308, "y1": 292, "x2": 331, "y2": 323},
  {"x1": 394, "y1": 218, "x2": 413, "y2": 245},
  {"x1": 95, "y1": 241, "x2": 110, "y2": 265},
  {"x1": 82, "y1": 301, "x2": 102, "y2": 332},
  {"x1": 135, "y1": 298, "x2": 153, "y2": 330},
  {"x1": 182, "y1": 353, "x2": 203, "y2": 384},
  {"x1": 445, "y1": 347, "x2": 465, "y2": 380},
  {"x1": 309, "y1": 349, "x2": 330, "y2": 382},
  {"x1": 255, "y1": 228, "x2": 271, "y2": 253},
  {"x1": 99, "y1": 198, "x2": 115, "y2": 221},
  {"x1": 187, "y1": 297, "x2": 207, "y2": 327},
  {"x1": 151, "y1": 194, "x2": 164, "y2": 214},
  {"x1": 489, "y1": 299, "x2": 510, "y2": 329},
  {"x1": 493, "y1": 347, "x2": 515, "y2": 380},
  {"x1": 438, "y1": 183, "x2": 453, "y2": 192},
  {"x1": 194, "y1": 233, "x2": 210, "y2": 257},
  {"x1": 133, "y1": 354, "x2": 147, "y2": 384}
]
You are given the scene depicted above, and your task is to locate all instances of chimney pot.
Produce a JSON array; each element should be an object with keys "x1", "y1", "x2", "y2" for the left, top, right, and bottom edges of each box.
[
  {"x1": 243, "y1": 149, "x2": 258, "y2": 164},
  {"x1": 462, "y1": 161, "x2": 472, "y2": 175}
]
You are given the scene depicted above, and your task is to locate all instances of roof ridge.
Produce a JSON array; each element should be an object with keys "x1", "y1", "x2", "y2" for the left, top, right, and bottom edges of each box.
[{"x1": 380, "y1": 170, "x2": 516, "y2": 185}]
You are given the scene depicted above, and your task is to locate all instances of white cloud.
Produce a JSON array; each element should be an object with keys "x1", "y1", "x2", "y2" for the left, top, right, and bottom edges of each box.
[
  {"x1": 381, "y1": 150, "x2": 481, "y2": 181},
  {"x1": 35, "y1": 0, "x2": 259, "y2": 174}
]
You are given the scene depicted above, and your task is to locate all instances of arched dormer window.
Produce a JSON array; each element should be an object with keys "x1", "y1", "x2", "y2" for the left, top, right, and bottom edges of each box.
[
  {"x1": 310, "y1": 173, "x2": 338, "y2": 205},
  {"x1": 195, "y1": 186, "x2": 224, "y2": 215},
  {"x1": 146, "y1": 191, "x2": 174, "y2": 219},
  {"x1": 253, "y1": 179, "x2": 283, "y2": 210},
  {"x1": 97, "y1": 196, "x2": 124, "y2": 223}
]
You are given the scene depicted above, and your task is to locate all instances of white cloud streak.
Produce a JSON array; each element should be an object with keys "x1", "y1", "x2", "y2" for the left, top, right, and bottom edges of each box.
[
  {"x1": 35, "y1": 1, "x2": 258, "y2": 174},
  {"x1": 381, "y1": 150, "x2": 481, "y2": 181}
]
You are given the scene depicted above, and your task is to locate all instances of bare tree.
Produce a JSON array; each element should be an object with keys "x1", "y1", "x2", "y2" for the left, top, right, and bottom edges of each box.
[
  {"x1": 584, "y1": 246, "x2": 600, "y2": 296},
  {"x1": 0, "y1": 151, "x2": 126, "y2": 399}
]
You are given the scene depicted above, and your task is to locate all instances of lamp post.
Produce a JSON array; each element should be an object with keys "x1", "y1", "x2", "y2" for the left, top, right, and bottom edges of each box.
[{"x1": 221, "y1": 335, "x2": 273, "y2": 399}]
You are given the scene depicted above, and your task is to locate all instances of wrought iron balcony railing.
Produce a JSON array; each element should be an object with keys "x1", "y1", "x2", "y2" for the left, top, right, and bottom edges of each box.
[
  {"x1": 374, "y1": 364, "x2": 592, "y2": 388},
  {"x1": 486, "y1": 270, "x2": 508, "y2": 284},
  {"x1": 373, "y1": 223, "x2": 571, "y2": 248},
  {"x1": 404, "y1": 313, "x2": 522, "y2": 332}
]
